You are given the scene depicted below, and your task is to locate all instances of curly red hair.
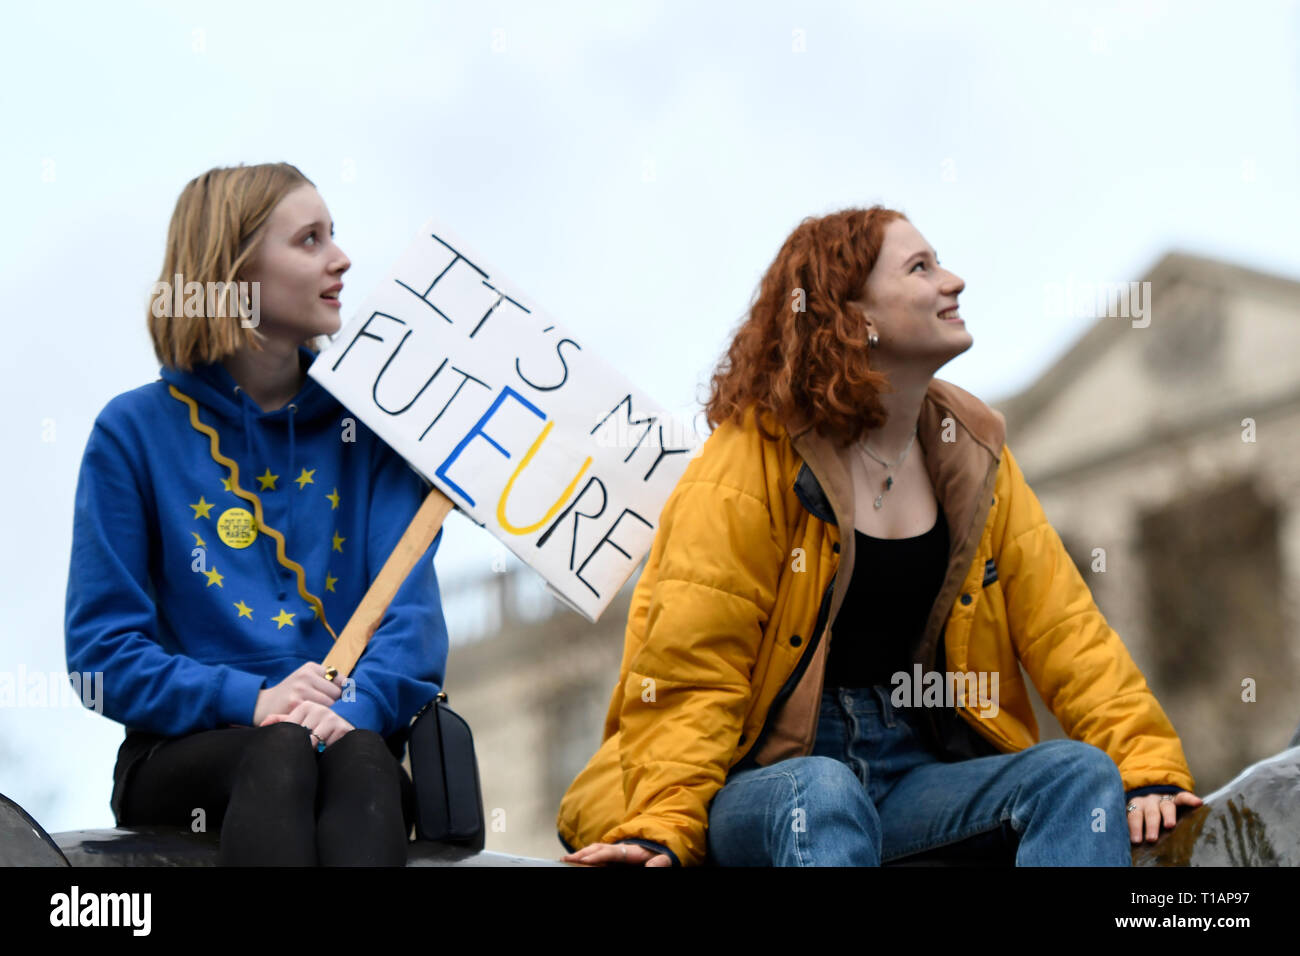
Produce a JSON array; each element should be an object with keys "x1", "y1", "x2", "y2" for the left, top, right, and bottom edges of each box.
[{"x1": 704, "y1": 205, "x2": 907, "y2": 448}]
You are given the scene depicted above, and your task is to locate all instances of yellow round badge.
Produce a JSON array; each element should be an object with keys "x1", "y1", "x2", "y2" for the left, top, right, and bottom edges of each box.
[{"x1": 217, "y1": 507, "x2": 258, "y2": 549}]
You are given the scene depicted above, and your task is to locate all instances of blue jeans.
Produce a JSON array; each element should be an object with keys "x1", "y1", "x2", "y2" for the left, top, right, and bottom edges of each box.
[{"x1": 706, "y1": 685, "x2": 1131, "y2": 866}]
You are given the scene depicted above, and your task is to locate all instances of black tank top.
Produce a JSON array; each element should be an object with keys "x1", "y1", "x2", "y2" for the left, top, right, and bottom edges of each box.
[{"x1": 824, "y1": 506, "x2": 950, "y2": 689}]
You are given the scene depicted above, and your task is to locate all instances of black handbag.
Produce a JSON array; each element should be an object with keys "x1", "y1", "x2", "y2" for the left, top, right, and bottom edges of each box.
[{"x1": 406, "y1": 691, "x2": 486, "y2": 849}]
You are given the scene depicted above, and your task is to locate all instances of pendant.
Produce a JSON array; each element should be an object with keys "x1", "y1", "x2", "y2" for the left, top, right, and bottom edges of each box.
[{"x1": 873, "y1": 470, "x2": 894, "y2": 509}]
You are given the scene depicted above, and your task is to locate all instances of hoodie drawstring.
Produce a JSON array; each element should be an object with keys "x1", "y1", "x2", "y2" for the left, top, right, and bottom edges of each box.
[
  {"x1": 287, "y1": 402, "x2": 297, "y2": 546},
  {"x1": 233, "y1": 385, "x2": 278, "y2": 585},
  {"x1": 239, "y1": 393, "x2": 254, "y2": 472},
  {"x1": 234, "y1": 386, "x2": 298, "y2": 544}
]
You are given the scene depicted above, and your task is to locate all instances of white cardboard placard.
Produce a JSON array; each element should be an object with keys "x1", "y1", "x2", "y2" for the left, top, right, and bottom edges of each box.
[{"x1": 309, "y1": 219, "x2": 698, "y2": 622}]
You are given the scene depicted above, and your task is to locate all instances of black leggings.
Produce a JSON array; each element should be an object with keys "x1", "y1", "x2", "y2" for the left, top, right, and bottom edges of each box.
[{"x1": 118, "y1": 722, "x2": 416, "y2": 866}]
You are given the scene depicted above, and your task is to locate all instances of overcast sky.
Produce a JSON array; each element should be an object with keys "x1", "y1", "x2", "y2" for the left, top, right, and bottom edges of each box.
[{"x1": 2, "y1": 0, "x2": 1297, "y2": 835}]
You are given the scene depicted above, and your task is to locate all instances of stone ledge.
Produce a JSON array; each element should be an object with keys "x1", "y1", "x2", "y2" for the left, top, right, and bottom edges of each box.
[{"x1": 48, "y1": 827, "x2": 571, "y2": 867}]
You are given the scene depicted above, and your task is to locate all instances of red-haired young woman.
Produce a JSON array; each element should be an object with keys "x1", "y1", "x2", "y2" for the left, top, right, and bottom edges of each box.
[{"x1": 558, "y1": 206, "x2": 1200, "y2": 867}]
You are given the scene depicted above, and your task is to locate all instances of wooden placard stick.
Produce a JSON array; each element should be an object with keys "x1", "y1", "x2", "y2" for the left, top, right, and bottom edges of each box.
[{"x1": 322, "y1": 485, "x2": 455, "y2": 679}]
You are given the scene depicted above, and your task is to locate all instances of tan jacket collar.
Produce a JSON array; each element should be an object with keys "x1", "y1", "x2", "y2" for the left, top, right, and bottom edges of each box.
[{"x1": 788, "y1": 377, "x2": 1005, "y2": 563}]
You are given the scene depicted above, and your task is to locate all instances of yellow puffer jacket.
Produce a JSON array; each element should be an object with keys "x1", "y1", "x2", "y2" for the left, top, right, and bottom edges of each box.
[{"x1": 557, "y1": 378, "x2": 1194, "y2": 866}]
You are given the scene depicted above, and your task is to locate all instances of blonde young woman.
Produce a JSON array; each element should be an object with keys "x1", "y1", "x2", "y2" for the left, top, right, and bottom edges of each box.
[
  {"x1": 65, "y1": 163, "x2": 450, "y2": 865},
  {"x1": 559, "y1": 206, "x2": 1201, "y2": 867}
]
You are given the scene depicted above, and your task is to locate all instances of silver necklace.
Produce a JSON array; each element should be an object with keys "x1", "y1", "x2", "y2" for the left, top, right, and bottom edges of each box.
[{"x1": 856, "y1": 426, "x2": 917, "y2": 509}]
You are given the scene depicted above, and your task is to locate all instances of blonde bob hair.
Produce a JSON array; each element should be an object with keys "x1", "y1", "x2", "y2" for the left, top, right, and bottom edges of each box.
[{"x1": 148, "y1": 162, "x2": 319, "y2": 371}]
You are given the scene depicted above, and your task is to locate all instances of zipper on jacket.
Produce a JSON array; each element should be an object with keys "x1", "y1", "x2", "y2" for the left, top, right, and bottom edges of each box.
[{"x1": 742, "y1": 571, "x2": 837, "y2": 761}]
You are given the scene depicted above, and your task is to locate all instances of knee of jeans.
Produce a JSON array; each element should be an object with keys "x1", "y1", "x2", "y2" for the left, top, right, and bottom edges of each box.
[
  {"x1": 1042, "y1": 740, "x2": 1123, "y2": 790},
  {"x1": 791, "y1": 756, "x2": 869, "y2": 804}
]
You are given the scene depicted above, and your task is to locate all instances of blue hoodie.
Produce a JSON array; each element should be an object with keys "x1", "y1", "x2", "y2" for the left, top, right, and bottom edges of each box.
[{"x1": 64, "y1": 345, "x2": 448, "y2": 743}]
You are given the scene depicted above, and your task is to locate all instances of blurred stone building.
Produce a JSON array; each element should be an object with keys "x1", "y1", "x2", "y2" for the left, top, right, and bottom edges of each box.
[{"x1": 437, "y1": 250, "x2": 1300, "y2": 858}]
